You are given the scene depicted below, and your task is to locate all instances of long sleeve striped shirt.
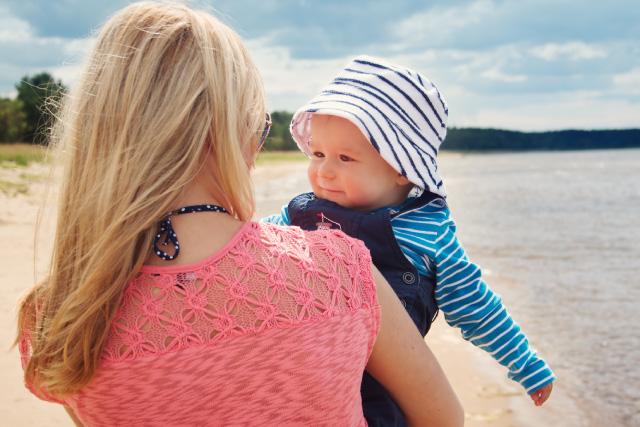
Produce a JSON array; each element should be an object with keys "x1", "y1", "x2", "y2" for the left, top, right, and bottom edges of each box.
[{"x1": 262, "y1": 199, "x2": 555, "y2": 393}]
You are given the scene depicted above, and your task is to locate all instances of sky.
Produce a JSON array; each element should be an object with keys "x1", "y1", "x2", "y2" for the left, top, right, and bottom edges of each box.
[{"x1": 1, "y1": 0, "x2": 638, "y2": 131}]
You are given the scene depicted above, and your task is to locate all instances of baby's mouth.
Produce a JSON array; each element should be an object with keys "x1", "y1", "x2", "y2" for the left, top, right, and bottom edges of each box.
[{"x1": 320, "y1": 187, "x2": 342, "y2": 194}]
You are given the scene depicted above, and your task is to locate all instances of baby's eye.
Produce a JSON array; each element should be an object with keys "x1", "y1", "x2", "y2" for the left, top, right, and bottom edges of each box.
[
  {"x1": 339, "y1": 154, "x2": 354, "y2": 162},
  {"x1": 312, "y1": 151, "x2": 325, "y2": 158}
]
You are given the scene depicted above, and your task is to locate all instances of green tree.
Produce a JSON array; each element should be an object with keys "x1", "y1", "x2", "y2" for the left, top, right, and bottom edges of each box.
[
  {"x1": 15, "y1": 72, "x2": 67, "y2": 144},
  {"x1": 0, "y1": 98, "x2": 28, "y2": 142},
  {"x1": 443, "y1": 128, "x2": 640, "y2": 151},
  {"x1": 264, "y1": 111, "x2": 297, "y2": 151}
]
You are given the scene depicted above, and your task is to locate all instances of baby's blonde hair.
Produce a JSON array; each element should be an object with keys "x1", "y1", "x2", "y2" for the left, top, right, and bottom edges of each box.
[{"x1": 17, "y1": 1, "x2": 266, "y2": 397}]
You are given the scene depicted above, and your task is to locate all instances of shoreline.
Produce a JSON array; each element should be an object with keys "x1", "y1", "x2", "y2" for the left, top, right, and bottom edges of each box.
[
  {"x1": 429, "y1": 308, "x2": 585, "y2": 427},
  {"x1": 2, "y1": 160, "x2": 594, "y2": 426}
]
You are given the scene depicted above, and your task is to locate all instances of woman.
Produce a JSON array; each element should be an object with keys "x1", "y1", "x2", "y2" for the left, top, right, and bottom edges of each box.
[{"x1": 16, "y1": 2, "x2": 463, "y2": 425}]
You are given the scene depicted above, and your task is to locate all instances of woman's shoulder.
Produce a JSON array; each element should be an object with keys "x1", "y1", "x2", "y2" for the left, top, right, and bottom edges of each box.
[
  {"x1": 256, "y1": 222, "x2": 377, "y2": 306},
  {"x1": 256, "y1": 221, "x2": 372, "y2": 263}
]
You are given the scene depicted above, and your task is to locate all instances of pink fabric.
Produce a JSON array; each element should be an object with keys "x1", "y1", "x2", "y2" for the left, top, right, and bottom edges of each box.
[{"x1": 21, "y1": 222, "x2": 380, "y2": 426}]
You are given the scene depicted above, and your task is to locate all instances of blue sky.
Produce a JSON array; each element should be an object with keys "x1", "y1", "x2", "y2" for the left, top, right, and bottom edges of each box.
[{"x1": 1, "y1": 0, "x2": 638, "y2": 131}]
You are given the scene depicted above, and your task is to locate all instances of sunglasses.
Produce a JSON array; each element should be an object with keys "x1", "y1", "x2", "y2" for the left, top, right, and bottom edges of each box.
[{"x1": 257, "y1": 113, "x2": 272, "y2": 151}]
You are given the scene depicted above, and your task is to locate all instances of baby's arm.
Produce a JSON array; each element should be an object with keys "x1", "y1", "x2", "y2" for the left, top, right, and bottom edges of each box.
[
  {"x1": 260, "y1": 205, "x2": 291, "y2": 225},
  {"x1": 432, "y1": 211, "x2": 555, "y2": 402}
]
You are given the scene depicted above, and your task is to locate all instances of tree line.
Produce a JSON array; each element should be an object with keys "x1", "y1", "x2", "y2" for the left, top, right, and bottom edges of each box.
[
  {"x1": 2, "y1": 73, "x2": 638, "y2": 151},
  {"x1": 442, "y1": 127, "x2": 640, "y2": 151},
  {"x1": 0, "y1": 73, "x2": 66, "y2": 143},
  {"x1": 264, "y1": 112, "x2": 640, "y2": 152}
]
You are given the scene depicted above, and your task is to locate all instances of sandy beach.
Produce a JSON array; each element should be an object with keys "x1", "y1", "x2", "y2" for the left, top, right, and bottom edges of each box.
[{"x1": 3, "y1": 158, "x2": 578, "y2": 426}]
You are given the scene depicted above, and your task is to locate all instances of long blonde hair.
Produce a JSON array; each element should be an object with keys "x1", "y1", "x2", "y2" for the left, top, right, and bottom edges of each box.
[{"x1": 17, "y1": 1, "x2": 266, "y2": 397}]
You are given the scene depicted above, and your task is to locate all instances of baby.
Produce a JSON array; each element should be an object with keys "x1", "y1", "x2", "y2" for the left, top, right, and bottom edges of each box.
[{"x1": 263, "y1": 56, "x2": 555, "y2": 425}]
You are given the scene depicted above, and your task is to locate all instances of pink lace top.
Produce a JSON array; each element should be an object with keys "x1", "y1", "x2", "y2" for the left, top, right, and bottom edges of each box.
[{"x1": 20, "y1": 222, "x2": 380, "y2": 426}]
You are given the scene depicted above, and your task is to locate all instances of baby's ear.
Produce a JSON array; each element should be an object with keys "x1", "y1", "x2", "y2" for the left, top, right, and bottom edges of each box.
[{"x1": 396, "y1": 174, "x2": 411, "y2": 186}]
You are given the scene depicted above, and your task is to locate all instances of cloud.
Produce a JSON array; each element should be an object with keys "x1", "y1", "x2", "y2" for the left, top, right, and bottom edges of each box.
[
  {"x1": 218, "y1": 0, "x2": 429, "y2": 59},
  {"x1": 391, "y1": 0, "x2": 640, "y2": 51},
  {"x1": 0, "y1": 0, "x2": 638, "y2": 131},
  {"x1": 461, "y1": 91, "x2": 640, "y2": 131},
  {"x1": 392, "y1": 0, "x2": 495, "y2": 50},
  {"x1": 0, "y1": 7, "x2": 32, "y2": 42},
  {"x1": 0, "y1": 4, "x2": 94, "y2": 97},
  {"x1": 481, "y1": 66, "x2": 527, "y2": 83},
  {"x1": 612, "y1": 67, "x2": 640, "y2": 95},
  {"x1": 252, "y1": 42, "x2": 640, "y2": 130},
  {"x1": 5, "y1": 0, "x2": 128, "y2": 38},
  {"x1": 530, "y1": 42, "x2": 608, "y2": 61},
  {"x1": 247, "y1": 36, "x2": 353, "y2": 111}
]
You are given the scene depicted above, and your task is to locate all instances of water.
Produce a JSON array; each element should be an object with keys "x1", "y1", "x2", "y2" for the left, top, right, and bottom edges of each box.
[
  {"x1": 437, "y1": 149, "x2": 640, "y2": 426},
  {"x1": 255, "y1": 148, "x2": 640, "y2": 426}
]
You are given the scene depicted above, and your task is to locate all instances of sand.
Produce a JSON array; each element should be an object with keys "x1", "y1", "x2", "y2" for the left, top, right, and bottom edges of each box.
[{"x1": 1, "y1": 160, "x2": 571, "y2": 426}]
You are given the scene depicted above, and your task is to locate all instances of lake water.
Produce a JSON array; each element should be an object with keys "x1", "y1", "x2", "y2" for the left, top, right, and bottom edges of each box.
[{"x1": 255, "y1": 148, "x2": 640, "y2": 426}]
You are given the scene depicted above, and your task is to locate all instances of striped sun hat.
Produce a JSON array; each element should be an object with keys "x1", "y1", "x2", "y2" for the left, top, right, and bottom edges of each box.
[{"x1": 290, "y1": 55, "x2": 449, "y2": 197}]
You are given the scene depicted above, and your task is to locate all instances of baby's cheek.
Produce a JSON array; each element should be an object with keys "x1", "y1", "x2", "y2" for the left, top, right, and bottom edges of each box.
[
  {"x1": 349, "y1": 183, "x2": 373, "y2": 205},
  {"x1": 307, "y1": 164, "x2": 317, "y2": 183}
]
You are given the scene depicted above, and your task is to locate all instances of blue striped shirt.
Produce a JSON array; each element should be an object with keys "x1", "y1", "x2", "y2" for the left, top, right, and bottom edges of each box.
[{"x1": 262, "y1": 198, "x2": 555, "y2": 393}]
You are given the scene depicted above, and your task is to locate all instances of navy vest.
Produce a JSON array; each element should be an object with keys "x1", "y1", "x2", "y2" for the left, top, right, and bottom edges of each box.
[{"x1": 287, "y1": 192, "x2": 441, "y2": 427}]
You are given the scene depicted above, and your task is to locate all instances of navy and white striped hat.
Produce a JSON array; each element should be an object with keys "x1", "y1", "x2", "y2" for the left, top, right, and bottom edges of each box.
[{"x1": 290, "y1": 55, "x2": 449, "y2": 197}]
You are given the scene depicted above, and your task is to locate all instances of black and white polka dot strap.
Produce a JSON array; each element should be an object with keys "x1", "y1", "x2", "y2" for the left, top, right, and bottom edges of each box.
[{"x1": 153, "y1": 204, "x2": 228, "y2": 261}]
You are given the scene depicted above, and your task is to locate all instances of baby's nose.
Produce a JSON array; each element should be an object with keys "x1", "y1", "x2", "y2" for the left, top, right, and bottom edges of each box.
[{"x1": 318, "y1": 161, "x2": 336, "y2": 178}]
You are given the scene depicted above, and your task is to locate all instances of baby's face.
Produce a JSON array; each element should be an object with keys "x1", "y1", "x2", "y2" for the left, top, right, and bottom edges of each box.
[{"x1": 307, "y1": 114, "x2": 411, "y2": 211}]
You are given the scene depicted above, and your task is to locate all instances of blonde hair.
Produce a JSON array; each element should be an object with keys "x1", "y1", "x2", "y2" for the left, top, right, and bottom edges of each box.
[{"x1": 17, "y1": 1, "x2": 266, "y2": 397}]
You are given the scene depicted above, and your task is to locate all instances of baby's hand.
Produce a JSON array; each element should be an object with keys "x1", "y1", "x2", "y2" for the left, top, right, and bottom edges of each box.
[{"x1": 529, "y1": 382, "x2": 553, "y2": 406}]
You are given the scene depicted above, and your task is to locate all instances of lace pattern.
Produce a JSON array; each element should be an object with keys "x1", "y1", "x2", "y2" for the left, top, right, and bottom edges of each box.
[
  {"x1": 20, "y1": 222, "x2": 380, "y2": 425},
  {"x1": 103, "y1": 222, "x2": 377, "y2": 361}
]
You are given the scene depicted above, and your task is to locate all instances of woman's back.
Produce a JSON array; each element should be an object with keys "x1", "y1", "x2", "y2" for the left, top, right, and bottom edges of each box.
[
  {"x1": 16, "y1": 4, "x2": 463, "y2": 426},
  {"x1": 25, "y1": 222, "x2": 380, "y2": 425}
]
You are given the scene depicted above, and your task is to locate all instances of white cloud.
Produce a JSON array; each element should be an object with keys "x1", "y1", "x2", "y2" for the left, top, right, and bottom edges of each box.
[
  {"x1": 0, "y1": 6, "x2": 95, "y2": 96},
  {"x1": 391, "y1": 0, "x2": 640, "y2": 53},
  {"x1": 612, "y1": 67, "x2": 640, "y2": 95},
  {"x1": 1, "y1": 89, "x2": 18, "y2": 98},
  {"x1": 251, "y1": 39, "x2": 638, "y2": 130},
  {"x1": 461, "y1": 91, "x2": 640, "y2": 131},
  {"x1": 384, "y1": 45, "x2": 530, "y2": 89},
  {"x1": 481, "y1": 66, "x2": 527, "y2": 83},
  {"x1": 49, "y1": 37, "x2": 95, "y2": 89},
  {"x1": 248, "y1": 36, "x2": 353, "y2": 111},
  {"x1": 47, "y1": 63, "x2": 86, "y2": 90},
  {"x1": 0, "y1": 6, "x2": 32, "y2": 42},
  {"x1": 530, "y1": 42, "x2": 608, "y2": 61},
  {"x1": 63, "y1": 37, "x2": 95, "y2": 58},
  {"x1": 392, "y1": 0, "x2": 496, "y2": 49},
  {"x1": 1, "y1": 2, "x2": 637, "y2": 131}
]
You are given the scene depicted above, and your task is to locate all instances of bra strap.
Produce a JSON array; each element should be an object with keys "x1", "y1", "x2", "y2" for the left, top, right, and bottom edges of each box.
[{"x1": 153, "y1": 204, "x2": 228, "y2": 261}]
